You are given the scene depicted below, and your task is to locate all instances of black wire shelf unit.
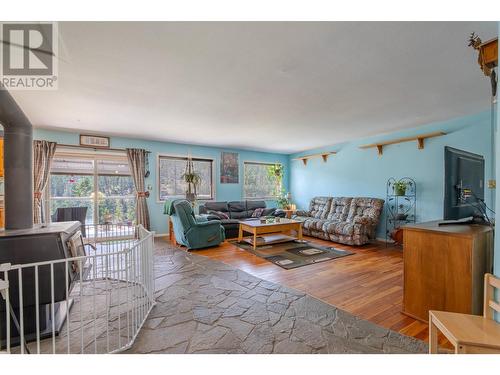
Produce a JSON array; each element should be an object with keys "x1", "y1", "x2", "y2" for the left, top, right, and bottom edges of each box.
[{"x1": 385, "y1": 177, "x2": 416, "y2": 246}]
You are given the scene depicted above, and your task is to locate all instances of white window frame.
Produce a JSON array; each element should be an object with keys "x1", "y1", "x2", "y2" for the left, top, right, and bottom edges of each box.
[
  {"x1": 46, "y1": 148, "x2": 135, "y2": 224},
  {"x1": 242, "y1": 161, "x2": 283, "y2": 201},
  {"x1": 157, "y1": 153, "x2": 216, "y2": 202}
]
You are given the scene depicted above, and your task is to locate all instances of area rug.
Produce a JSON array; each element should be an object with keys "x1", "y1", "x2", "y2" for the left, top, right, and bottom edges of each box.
[{"x1": 230, "y1": 239, "x2": 354, "y2": 269}]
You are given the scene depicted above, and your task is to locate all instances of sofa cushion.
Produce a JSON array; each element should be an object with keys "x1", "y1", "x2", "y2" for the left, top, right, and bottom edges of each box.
[
  {"x1": 322, "y1": 221, "x2": 356, "y2": 236},
  {"x1": 204, "y1": 201, "x2": 229, "y2": 213},
  {"x1": 230, "y1": 210, "x2": 252, "y2": 219},
  {"x1": 227, "y1": 201, "x2": 248, "y2": 219},
  {"x1": 301, "y1": 218, "x2": 324, "y2": 231},
  {"x1": 308, "y1": 197, "x2": 332, "y2": 219},
  {"x1": 306, "y1": 218, "x2": 329, "y2": 231},
  {"x1": 246, "y1": 200, "x2": 266, "y2": 211},
  {"x1": 228, "y1": 201, "x2": 247, "y2": 212},
  {"x1": 347, "y1": 197, "x2": 384, "y2": 223},
  {"x1": 326, "y1": 197, "x2": 352, "y2": 221}
]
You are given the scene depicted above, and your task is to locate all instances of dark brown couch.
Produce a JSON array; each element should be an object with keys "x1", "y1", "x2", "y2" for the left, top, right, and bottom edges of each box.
[{"x1": 199, "y1": 200, "x2": 285, "y2": 238}]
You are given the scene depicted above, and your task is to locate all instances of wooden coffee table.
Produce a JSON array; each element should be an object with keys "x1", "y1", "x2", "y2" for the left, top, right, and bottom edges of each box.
[{"x1": 237, "y1": 218, "x2": 303, "y2": 250}]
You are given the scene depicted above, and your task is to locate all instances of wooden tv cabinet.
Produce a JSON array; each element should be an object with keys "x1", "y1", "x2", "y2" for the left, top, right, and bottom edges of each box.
[{"x1": 402, "y1": 220, "x2": 493, "y2": 322}]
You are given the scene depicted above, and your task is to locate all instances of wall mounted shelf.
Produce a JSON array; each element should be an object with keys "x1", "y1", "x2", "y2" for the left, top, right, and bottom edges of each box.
[
  {"x1": 292, "y1": 151, "x2": 337, "y2": 165},
  {"x1": 359, "y1": 131, "x2": 446, "y2": 156}
]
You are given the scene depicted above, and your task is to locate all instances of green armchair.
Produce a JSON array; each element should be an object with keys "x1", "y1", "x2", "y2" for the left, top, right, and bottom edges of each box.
[{"x1": 169, "y1": 199, "x2": 225, "y2": 250}]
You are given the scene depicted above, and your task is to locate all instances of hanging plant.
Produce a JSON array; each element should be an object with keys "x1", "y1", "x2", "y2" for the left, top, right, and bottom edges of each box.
[
  {"x1": 267, "y1": 163, "x2": 284, "y2": 198},
  {"x1": 182, "y1": 156, "x2": 201, "y2": 202},
  {"x1": 267, "y1": 164, "x2": 283, "y2": 179}
]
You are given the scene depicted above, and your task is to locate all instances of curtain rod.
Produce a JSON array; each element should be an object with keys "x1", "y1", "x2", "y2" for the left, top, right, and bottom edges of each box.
[{"x1": 56, "y1": 143, "x2": 151, "y2": 153}]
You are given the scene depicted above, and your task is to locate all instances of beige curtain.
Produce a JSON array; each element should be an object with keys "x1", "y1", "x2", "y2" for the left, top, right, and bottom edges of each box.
[
  {"x1": 126, "y1": 148, "x2": 150, "y2": 230},
  {"x1": 33, "y1": 140, "x2": 57, "y2": 224}
]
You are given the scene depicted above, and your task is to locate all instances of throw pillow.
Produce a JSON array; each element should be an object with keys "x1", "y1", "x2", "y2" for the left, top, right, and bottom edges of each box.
[
  {"x1": 207, "y1": 210, "x2": 229, "y2": 220},
  {"x1": 252, "y1": 207, "x2": 265, "y2": 218}
]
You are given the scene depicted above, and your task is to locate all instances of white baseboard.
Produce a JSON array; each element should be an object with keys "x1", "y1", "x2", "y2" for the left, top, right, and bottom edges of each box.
[
  {"x1": 376, "y1": 237, "x2": 394, "y2": 244},
  {"x1": 154, "y1": 232, "x2": 168, "y2": 238}
]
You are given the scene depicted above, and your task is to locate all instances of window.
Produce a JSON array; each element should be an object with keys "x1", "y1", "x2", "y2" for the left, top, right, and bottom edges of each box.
[
  {"x1": 158, "y1": 155, "x2": 214, "y2": 200},
  {"x1": 49, "y1": 153, "x2": 136, "y2": 225},
  {"x1": 243, "y1": 162, "x2": 282, "y2": 200}
]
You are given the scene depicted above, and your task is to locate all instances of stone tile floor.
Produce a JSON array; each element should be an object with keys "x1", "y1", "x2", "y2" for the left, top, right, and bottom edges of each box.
[{"x1": 127, "y1": 242, "x2": 428, "y2": 354}]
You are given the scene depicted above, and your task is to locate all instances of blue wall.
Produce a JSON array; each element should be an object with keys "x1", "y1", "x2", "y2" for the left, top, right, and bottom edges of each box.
[
  {"x1": 34, "y1": 128, "x2": 290, "y2": 235},
  {"x1": 289, "y1": 111, "x2": 494, "y2": 239}
]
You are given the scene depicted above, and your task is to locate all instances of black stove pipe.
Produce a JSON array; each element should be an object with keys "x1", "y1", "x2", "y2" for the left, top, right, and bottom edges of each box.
[{"x1": 0, "y1": 90, "x2": 33, "y2": 230}]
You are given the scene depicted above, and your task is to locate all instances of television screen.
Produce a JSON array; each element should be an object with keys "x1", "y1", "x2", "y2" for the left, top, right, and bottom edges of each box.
[{"x1": 443, "y1": 146, "x2": 485, "y2": 220}]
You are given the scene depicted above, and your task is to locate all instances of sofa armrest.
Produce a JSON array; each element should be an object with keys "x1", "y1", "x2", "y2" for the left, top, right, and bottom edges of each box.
[
  {"x1": 273, "y1": 209, "x2": 286, "y2": 218},
  {"x1": 262, "y1": 208, "x2": 276, "y2": 216},
  {"x1": 204, "y1": 214, "x2": 221, "y2": 221},
  {"x1": 195, "y1": 219, "x2": 222, "y2": 228},
  {"x1": 295, "y1": 210, "x2": 310, "y2": 217},
  {"x1": 195, "y1": 214, "x2": 209, "y2": 222}
]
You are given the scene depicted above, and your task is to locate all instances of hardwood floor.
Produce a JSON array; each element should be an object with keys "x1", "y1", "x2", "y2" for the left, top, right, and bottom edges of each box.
[{"x1": 158, "y1": 235, "x2": 444, "y2": 345}]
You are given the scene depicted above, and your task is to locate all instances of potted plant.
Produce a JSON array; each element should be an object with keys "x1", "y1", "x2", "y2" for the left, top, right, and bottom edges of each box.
[
  {"x1": 393, "y1": 180, "x2": 408, "y2": 196},
  {"x1": 276, "y1": 189, "x2": 291, "y2": 209},
  {"x1": 182, "y1": 157, "x2": 201, "y2": 203}
]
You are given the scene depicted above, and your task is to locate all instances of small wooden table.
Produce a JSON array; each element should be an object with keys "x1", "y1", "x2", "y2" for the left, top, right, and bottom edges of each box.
[{"x1": 237, "y1": 218, "x2": 303, "y2": 250}]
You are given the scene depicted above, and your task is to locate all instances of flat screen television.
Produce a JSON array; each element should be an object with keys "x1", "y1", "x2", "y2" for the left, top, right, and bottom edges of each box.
[{"x1": 443, "y1": 146, "x2": 485, "y2": 220}]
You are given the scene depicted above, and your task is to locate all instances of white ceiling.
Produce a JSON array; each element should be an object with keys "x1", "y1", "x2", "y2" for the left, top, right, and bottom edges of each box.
[{"x1": 10, "y1": 22, "x2": 498, "y2": 154}]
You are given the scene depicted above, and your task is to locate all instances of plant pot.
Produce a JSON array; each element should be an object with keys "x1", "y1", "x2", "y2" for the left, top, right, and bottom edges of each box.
[{"x1": 394, "y1": 186, "x2": 406, "y2": 196}]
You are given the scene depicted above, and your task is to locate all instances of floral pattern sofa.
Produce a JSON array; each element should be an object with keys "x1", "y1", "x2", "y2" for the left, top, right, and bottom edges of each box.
[{"x1": 294, "y1": 196, "x2": 384, "y2": 245}]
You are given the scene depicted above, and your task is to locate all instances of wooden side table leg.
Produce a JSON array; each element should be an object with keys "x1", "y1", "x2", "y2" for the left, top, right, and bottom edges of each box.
[
  {"x1": 253, "y1": 230, "x2": 257, "y2": 251},
  {"x1": 429, "y1": 313, "x2": 439, "y2": 354},
  {"x1": 297, "y1": 225, "x2": 303, "y2": 241},
  {"x1": 169, "y1": 217, "x2": 176, "y2": 245},
  {"x1": 238, "y1": 225, "x2": 243, "y2": 243}
]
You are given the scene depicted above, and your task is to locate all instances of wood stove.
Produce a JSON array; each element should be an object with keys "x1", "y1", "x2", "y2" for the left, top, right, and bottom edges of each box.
[
  {"x1": 0, "y1": 90, "x2": 81, "y2": 348},
  {"x1": 0, "y1": 222, "x2": 81, "y2": 347}
]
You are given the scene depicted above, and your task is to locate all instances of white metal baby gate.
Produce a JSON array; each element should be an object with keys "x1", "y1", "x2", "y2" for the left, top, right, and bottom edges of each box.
[{"x1": 0, "y1": 224, "x2": 155, "y2": 354}]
